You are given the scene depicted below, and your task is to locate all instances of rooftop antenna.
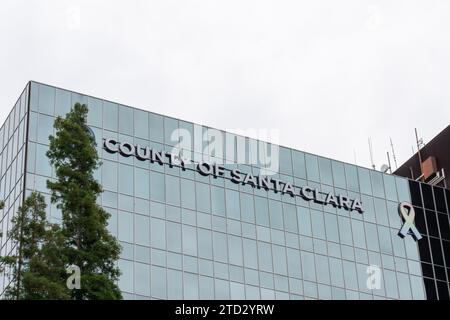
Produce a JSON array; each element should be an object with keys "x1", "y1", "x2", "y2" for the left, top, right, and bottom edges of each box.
[
  {"x1": 353, "y1": 148, "x2": 357, "y2": 165},
  {"x1": 368, "y1": 137, "x2": 375, "y2": 170},
  {"x1": 389, "y1": 137, "x2": 398, "y2": 169},
  {"x1": 381, "y1": 151, "x2": 392, "y2": 174},
  {"x1": 415, "y1": 128, "x2": 424, "y2": 180}
]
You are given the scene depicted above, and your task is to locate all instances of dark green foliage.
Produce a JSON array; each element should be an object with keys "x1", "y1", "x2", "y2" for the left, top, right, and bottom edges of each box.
[
  {"x1": 46, "y1": 103, "x2": 122, "y2": 300},
  {"x1": 0, "y1": 192, "x2": 69, "y2": 299}
]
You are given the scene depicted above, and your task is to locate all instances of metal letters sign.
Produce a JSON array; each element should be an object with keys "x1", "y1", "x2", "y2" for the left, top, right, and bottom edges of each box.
[
  {"x1": 398, "y1": 202, "x2": 422, "y2": 241},
  {"x1": 103, "y1": 138, "x2": 364, "y2": 213}
]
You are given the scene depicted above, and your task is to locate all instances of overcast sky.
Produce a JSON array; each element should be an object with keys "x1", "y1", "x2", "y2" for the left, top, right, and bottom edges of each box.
[{"x1": 1, "y1": 0, "x2": 449, "y2": 171}]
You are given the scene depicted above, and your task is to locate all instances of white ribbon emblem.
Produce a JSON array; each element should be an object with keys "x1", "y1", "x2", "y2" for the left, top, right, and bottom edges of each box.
[{"x1": 398, "y1": 202, "x2": 422, "y2": 240}]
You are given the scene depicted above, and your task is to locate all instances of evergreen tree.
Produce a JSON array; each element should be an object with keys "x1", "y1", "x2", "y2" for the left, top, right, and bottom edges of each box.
[
  {"x1": 46, "y1": 103, "x2": 122, "y2": 300},
  {"x1": 0, "y1": 192, "x2": 69, "y2": 299}
]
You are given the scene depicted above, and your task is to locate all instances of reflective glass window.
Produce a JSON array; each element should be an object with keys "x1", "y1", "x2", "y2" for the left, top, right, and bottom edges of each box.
[
  {"x1": 103, "y1": 101, "x2": 118, "y2": 132},
  {"x1": 365, "y1": 222, "x2": 380, "y2": 252},
  {"x1": 119, "y1": 194, "x2": 133, "y2": 212},
  {"x1": 269, "y1": 200, "x2": 283, "y2": 229},
  {"x1": 167, "y1": 269, "x2": 183, "y2": 299},
  {"x1": 214, "y1": 279, "x2": 230, "y2": 299},
  {"x1": 351, "y1": 219, "x2": 366, "y2": 249},
  {"x1": 28, "y1": 112, "x2": 37, "y2": 142},
  {"x1": 311, "y1": 209, "x2": 325, "y2": 240},
  {"x1": 226, "y1": 189, "x2": 240, "y2": 220},
  {"x1": 35, "y1": 144, "x2": 51, "y2": 177},
  {"x1": 118, "y1": 259, "x2": 133, "y2": 293},
  {"x1": 135, "y1": 214, "x2": 150, "y2": 246},
  {"x1": 183, "y1": 273, "x2": 199, "y2": 299},
  {"x1": 257, "y1": 226, "x2": 270, "y2": 242},
  {"x1": 358, "y1": 167, "x2": 372, "y2": 195},
  {"x1": 197, "y1": 228, "x2": 212, "y2": 259},
  {"x1": 338, "y1": 216, "x2": 353, "y2": 246},
  {"x1": 214, "y1": 261, "x2": 228, "y2": 280},
  {"x1": 292, "y1": 150, "x2": 306, "y2": 179},
  {"x1": 150, "y1": 171, "x2": 165, "y2": 202},
  {"x1": 211, "y1": 185, "x2": 225, "y2": 216},
  {"x1": 315, "y1": 254, "x2": 330, "y2": 285},
  {"x1": 71, "y1": 92, "x2": 88, "y2": 106},
  {"x1": 167, "y1": 253, "x2": 182, "y2": 271},
  {"x1": 84, "y1": 99, "x2": 103, "y2": 132},
  {"x1": 37, "y1": 114, "x2": 53, "y2": 144},
  {"x1": 305, "y1": 154, "x2": 320, "y2": 182},
  {"x1": 165, "y1": 175, "x2": 180, "y2": 206},
  {"x1": 377, "y1": 226, "x2": 393, "y2": 254},
  {"x1": 243, "y1": 239, "x2": 258, "y2": 269},
  {"x1": 384, "y1": 269, "x2": 399, "y2": 299},
  {"x1": 230, "y1": 282, "x2": 245, "y2": 300},
  {"x1": 345, "y1": 164, "x2": 359, "y2": 192},
  {"x1": 255, "y1": 196, "x2": 269, "y2": 226},
  {"x1": 199, "y1": 276, "x2": 214, "y2": 299},
  {"x1": 395, "y1": 177, "x2": 411, "y2": 202},
  {"x1": 240, "y1": 192, "x2": 255, "y2": 223},
  {"x1": 103, "y1": 191, "x2": 118, "y2": 208},
  {"x1": 272, "y1": 245, "x2": 287, "y2": 275},
  {"x1": 182, "y1": 225, "x2": 197, "y2": 256},
  {"x1": 279, "y1": 147, "x2": 292, "y2": 175},
  {"x1": 286, "y1": 248, "x2": 301, "y2": 278},
  {"x1": 166, "y1": 221, "x2": 182, "y2": 252},
  {"x1": 410, "y1": 275, "x2": 426, "y2": 300},
  {"x1": 180, "y1": 179, "x2": 195, "y2": 210},
  {"x1": 151, "y1": 218, "x2": 166, "y2": 249},
  {"x1": 297, "y1": 206, "x2": 312, "y2": 237},
  {"x1": 151, "y1": 266, "x2": 167, "y2": 299},
  {"x1": 257, "y1": 242, "x2": 273, "y2": 272},
  {"x1": 134, "y1": 198, "x2": 150, "y2": 216},
  {"x1": 149, "y1": 113, "x2": 164, "y2": 143},
  {"x1": 134, "y1": 262, "x2": 150, "y2": 296},
  {"x1": 324, "y1": 213, "x2": 339, "y2": 242},
  {"x1": 329, "y1": 257, "x2": 344, "y2": 287},
  {"x1": 386, "y1": 201, "x2": 402, "y2": 229},
  {"x1": 318, "y1": 157, "x2": 333, "y2": 185},
  {"x1": 342, "y1": 261, "x2": 358, "y2": 290},
  {"x1": 118, "y1": 211, "x2": 133, "y2": 243},
  {"x1": 55, "y1": 89, "x2": 72, "y2": 118},
  {"x1": 391, "y1": 231, "x2": 406, "y2": 258},
  {"x1": 178, "y1": 120, "x2": 194, "y2": 152},
  {"x1": 30, "y1": 82, "x2": 39, "y2": 111},
  {"x1": 102, "y1": 160, "x2": 117, "y2": 192},
  {"x1": 283, "y1": 203, "x2": 297, "y2": 233},
  {"x1": 151, "y1": 248, "x2": 166, "y2": 267},
  {"x1": 119, "y1": 164, "x2": 133, "y2": 196},
  {"x1": 135, "y1": 245, "x2": 150, "y2": 264},
  {"x1": 38, "y1": 84, "x2": 55, "y2": 115},
  {"x1": 301, "y1": 251, "x2": 316, "y2": 282},
  {"x1": 196, "y1": 182, "x2": 210, "y2": 213},
  {"x1": 133, "y1": 109, "x2": 149, "y2": 139},
  {"x1": 164, "y1": 117, "x2": 179, "y2": 146},
  {"x1": 374, "y1": 198, "x2": 389, "y2": 226},
  {"x1": 213, "y1": 232, "x2": 228, "y2": 263},
  {"x1": 119, "y1": 105, "x2": 133, "y2": 135},
  {"x1": 134, "y1": 167, "x2": 149, "y2": 199},
  {"x1": 371, "y1": 171, "x2": 385, "y2": 198},
  {"x1": 331, "y1": 161, "x2": 346, "y2": 189},
  {"x1": 383, "y1": 174, "x2": 398, "y2": 202},
  {"x1": 228, "y1": 235, "x2": 243, "y2": 266}
]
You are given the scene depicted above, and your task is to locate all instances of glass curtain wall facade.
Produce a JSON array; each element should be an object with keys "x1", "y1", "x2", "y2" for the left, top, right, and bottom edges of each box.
[
  {"x1": 0, "y1": 84, "x2": 29, "y2": 292},
  {"x1": 0, "y1": 81, "x2": 449, "y2": 299}
]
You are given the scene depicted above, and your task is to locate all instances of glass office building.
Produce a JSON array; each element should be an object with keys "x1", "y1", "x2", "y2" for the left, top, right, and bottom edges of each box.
[{"x1": 1, "y1": 81, "x2": 449, "y2": 300}]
